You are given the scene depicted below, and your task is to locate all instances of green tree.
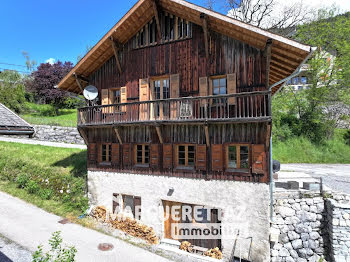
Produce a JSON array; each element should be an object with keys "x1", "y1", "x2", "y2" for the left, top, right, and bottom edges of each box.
[
  {"x1": 0, "y1": 70, "x2": 27, "y2": 113},
  {"x1": 273, "y1": 9, "x2": 350, "y2": 144},
  {"x1": 32, "y1": 231, "x2": 77, "y2": 262}
]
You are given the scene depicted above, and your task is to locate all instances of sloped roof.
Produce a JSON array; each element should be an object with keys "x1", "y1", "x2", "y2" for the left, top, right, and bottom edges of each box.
[
  {"x1": 58, "y1": 0, "x2": 312, "y2": 95},
  {"x1": 0, "y1": 103, "x2": 35, "y2": 135}
]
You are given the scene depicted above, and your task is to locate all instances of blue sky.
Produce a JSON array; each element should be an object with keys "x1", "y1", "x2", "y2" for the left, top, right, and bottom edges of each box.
[{"x1": 0, "y1": 0, "x2": 225, "y2": 74}]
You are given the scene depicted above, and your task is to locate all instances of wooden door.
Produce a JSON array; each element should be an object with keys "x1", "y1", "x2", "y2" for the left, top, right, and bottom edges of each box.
[{"x1": 163, "y1": 200, "x2": 182, "y2": 240}]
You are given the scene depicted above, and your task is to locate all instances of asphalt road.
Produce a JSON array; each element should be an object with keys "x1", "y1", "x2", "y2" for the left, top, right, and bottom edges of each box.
[
  {"x1": 0, "y1": 191, "x2": 172, "y2": 262},
  {"x1": 278, "y1": 164, "x2": 350, "y2": 194}
]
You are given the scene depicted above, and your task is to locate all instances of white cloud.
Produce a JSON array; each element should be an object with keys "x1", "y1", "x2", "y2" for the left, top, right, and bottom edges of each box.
[
  {"x1": 303, "y1": 0, "x2": 350, "y2": 12},
  {"x1": 45, "y1": 58, "x2": 56, "y2": 65}
]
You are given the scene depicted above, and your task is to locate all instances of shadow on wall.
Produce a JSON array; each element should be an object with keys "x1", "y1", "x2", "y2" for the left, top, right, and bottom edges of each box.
[{"x1": 54, "y1": 150, "x2": 87, "y2": 178}]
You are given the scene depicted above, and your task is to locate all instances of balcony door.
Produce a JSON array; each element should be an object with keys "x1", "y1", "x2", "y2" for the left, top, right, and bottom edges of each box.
[{"x1": 151, "y1": 78, "x2": 170, "y2": 120}]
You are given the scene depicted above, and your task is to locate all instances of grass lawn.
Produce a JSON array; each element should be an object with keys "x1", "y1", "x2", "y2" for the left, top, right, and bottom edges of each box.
[
  {"x1": 273, "y1": 129, "x2": 350, "y2": 164},
  {"x1": 20, "y1": 102, "x2": 77, "y2": 127},
  {"x1": 0, "y1": 141, "x2": 87, "y2": 216}
]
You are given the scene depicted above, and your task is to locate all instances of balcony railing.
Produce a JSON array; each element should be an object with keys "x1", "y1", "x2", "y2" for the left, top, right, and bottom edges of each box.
[{"x1": 78, "y1": 91, "x2": 271, "y2": 126}]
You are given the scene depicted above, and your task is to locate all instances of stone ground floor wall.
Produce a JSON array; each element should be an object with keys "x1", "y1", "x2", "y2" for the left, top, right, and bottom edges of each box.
[{"x1": 88, "y1": 171, "x2": 271, "y2": 262}]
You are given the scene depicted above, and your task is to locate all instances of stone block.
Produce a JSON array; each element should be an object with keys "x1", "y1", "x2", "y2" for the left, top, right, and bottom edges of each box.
[
  {"x1": 288, "y1": 181, "x2": 300, "y2": 190},
  {"x1": 302, "y1": 182, "x2": 320, "y2": 191}
]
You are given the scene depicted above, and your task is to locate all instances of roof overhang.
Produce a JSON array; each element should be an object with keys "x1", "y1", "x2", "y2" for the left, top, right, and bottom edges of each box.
[{"x1": 58, "y1": 0, "x2": 312, "y2": 95}]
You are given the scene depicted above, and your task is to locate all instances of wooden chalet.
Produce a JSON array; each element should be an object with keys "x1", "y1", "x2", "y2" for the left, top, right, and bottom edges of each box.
[{"x1": 58, "y1": 0, "x2": 311, "y2": 260}]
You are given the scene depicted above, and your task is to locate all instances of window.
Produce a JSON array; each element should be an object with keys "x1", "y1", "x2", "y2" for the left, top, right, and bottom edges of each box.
[
  {"x1": 213, "y1": 77, "x2": 227, "y2": 104},
  {"x1": 113, "y1": 194, "x2": 141, "y2": 220},
  {"x1": 177, "y1": 145, "x2": 195, "y2": 167},
  {"x1": 300, "y1": 76, "x2": 308, "y2": 84},
  {"x1": 102, "y1": 144, "x2": 111, "y2": 162},
  {"x1": 134, "y1": 144, "x2": 149, "y2": 165},
  {"x1": 152, "y1": 78, "x2": 170, "y2": 118},
  {"x1": 226, "y1": 145, "x2": 249, "y2": 170},
  {"x1": 292, "y1": 77, "x2": 299, "y2": 85}
]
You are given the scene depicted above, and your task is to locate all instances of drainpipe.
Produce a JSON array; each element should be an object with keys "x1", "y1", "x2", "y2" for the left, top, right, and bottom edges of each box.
[{"x1": 268, "y1": 46, "x2": 317, "y2": 222}]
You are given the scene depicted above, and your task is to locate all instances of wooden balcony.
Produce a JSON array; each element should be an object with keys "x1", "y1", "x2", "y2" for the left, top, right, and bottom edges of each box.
[{"x1": 78, "y1": 91, "x2": 271, "y2": 127}]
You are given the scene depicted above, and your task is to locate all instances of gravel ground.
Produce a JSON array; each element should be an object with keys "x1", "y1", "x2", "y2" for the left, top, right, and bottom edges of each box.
[
  {"x1": 0, "y1": 136, "x2": 86, "y2": 149},
  {"x1": 0, "y1": 234, "x2": 32, "y2": 262},
  {"x1": 278, "y1": 163, "x2": 350, "y2": 194}
]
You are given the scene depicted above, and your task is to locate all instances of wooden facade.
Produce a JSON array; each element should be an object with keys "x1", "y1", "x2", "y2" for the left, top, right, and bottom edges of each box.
[{"x1": 75, "y1": 9, "x2": 273, "y2": 183}]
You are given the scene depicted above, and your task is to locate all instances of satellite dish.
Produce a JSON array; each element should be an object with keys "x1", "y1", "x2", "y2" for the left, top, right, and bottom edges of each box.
[{"x1": 83, "y1": 85, "x2": 98, "y2": 101}]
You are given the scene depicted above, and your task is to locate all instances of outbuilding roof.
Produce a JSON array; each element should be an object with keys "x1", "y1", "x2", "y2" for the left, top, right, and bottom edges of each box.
[
  {"x1": 58, "y1": 0, "x2": 312, "y2": 95},
  {"x1": 0, "y1": 103, "x2": 35, "y2": 135}
]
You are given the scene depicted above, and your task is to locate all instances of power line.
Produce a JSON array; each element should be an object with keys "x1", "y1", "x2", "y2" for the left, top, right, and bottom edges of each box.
[{"x1": 0, "y1": 62, "x2": 28, "y2": 68}]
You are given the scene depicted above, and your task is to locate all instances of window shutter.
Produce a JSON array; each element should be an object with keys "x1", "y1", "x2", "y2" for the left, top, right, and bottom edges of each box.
[
  {"x1": 150, "y1": 144, "x2": 160, "y2": 168},
  {"x1": 134, "y1": 196, "x2": 142, "y2": 220},
  {"x1": 227, "y1": 73, "x2": 237, "y2": 105},
  {"x1": 199, "y1": 77, "x2": 208, "y2": 106},
  {"x1": 111, "y1": 143, "x2": 120, "y2": 167},
  {"x1": 252, "y1": 144, "x2": 266, "y2": 174},
  {"x1": 97, "y1": 143, "x2": 102, "y2": 163},
  {"x1": 170, "y1": 74, "x2": 180, "y2": 119},
  {"x1": 101, "y1": 89, "x2": 109, "y2": 105},
  {"x1": 139, "y1": 79, "x2": 149, "y2": 120},
  {"x1": 88, "y1": 143, "x2": 97, "y2": 166},
  {"x1": 211, "y1": 144, "x2": 223, "y2": 171},
  {"x1": 196, "y1": 145, "x2": 207, "y2": 171},
  {"x1": 163, "y1": 144, "x2": 173, "y2": 170},
  {"x1": 122, "y1": 143, "x2": 132, "y2": 167},
  {"x1": 120, "y1": 86, "x2": 127, "y2": 112}
]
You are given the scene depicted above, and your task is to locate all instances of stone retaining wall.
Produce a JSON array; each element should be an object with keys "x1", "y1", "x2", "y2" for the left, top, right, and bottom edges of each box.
[
  {"x1": 271, "y1": 191, "x2": 350, "y2": 262},
  {"x1": 271, "y1": 191, "x2": 326, "y2": 262},
  {"x1": 33, "y1": 125, "x2": 84, "y2": 144},
  {"x1": 326, "y1": 194, "x2": 350, "y2": 262}
]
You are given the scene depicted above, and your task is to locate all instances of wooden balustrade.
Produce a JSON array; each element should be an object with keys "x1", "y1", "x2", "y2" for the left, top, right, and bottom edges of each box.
[{"x1": 78, "y1": 91, "x2": 271, "y2": 126}]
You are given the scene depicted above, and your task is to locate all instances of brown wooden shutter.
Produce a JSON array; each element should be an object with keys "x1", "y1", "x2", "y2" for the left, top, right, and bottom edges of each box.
[
  {"x1": 134, "y1": 196, "x2": 142, "y2": 220},
  {"x1": 122, "y1": 143, "x2": 132, "y2": 167},
  {"x1": 211, "y1": 144, "x2": 223, "y2": 171},
  {"x1": 199, "y1": 77, "x2": 208, "y2": 97},
  {"x1": 111, "y1": 143, "x2": 120, "y2": 167},
  {"x1": 88, "y1": 143, "x2": 97, "y2": 166},
  {"x1": 208, "y1": 78, "x2": 213, "y2": 105},
  {"x1": 97, "y1": 143, "x2": 102, "y2": 163},
  {"x1": 196, "y1": 145, "x2": 207, "y2": 171},
  {"x1": 139, "y1": 79, "x2": 149, "y2": 120},
  {"x1": 120, "y1": 86, "x2": 127, "y2": 112},
  {"x1": 163, "y1": 144, "x2": 173, "y2": 170},
  {"x1": 101, "y1": 89, "x2": 109, "y2": 105},
  {"x1": 150, "y1": 144, "x2": 160, "y2": 168},
  {"x1": 252, "y1": 144, "x2": 266, "y2": 174},
  {"x1": 170, "y1": 74, "x2": 180, "y2": 119},
  {"x1": 227, "y1": 73, "x2": 237, "y2": 105}
]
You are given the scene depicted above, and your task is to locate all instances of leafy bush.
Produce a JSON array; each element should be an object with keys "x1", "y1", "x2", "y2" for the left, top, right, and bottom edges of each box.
[
  {"x1": 16, "y1": 174, "x2": 29, "y2": 189},
  {"x1": 39, "y1": 189, "x2": 53, "y2": 200},
  {"x1": 32, "y1": 231, "x2": 77, "y2": 262},
  {"x1": 26, "y1": 180, "x2": 39, "y2": 194},
  {"x1": 63, "y1": 97, "x2": 85, "y2": 109},
  {"x1": 344, "y1": 130, "x2": 350, "y2": 146}
]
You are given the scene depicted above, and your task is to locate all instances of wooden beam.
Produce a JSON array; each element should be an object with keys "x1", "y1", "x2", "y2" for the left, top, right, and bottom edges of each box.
[
  {"x1": 114, "y1": 128, "x2": 123, "y2": 144},
  {"x1": 265, "y1": 124, "x2": 271, "y2": 149},
  {"x1": 78, "y1": 128, "x2": 88, "y2": 145},
  {"x1": 109, "y1": 37, "x2": 122, "y2": 75},
  {"x1": 155, "y1": 126, "x2": 163, "y2": 144},
  {"x1": 204, "y1": 125, "x2": 210, "y2": 147},
  {"x1": 264, "y1": 39, "x2": 273, "y2": 89},
  {"x1": 73, "y1": 73, "x2": 84, "y2": 94},
  {"x1": 152, "y1": 0, "x2": 162, "y2": 41},
  {"x1": 200, "y1": 13, "x2": 209, "y2": 60}
]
